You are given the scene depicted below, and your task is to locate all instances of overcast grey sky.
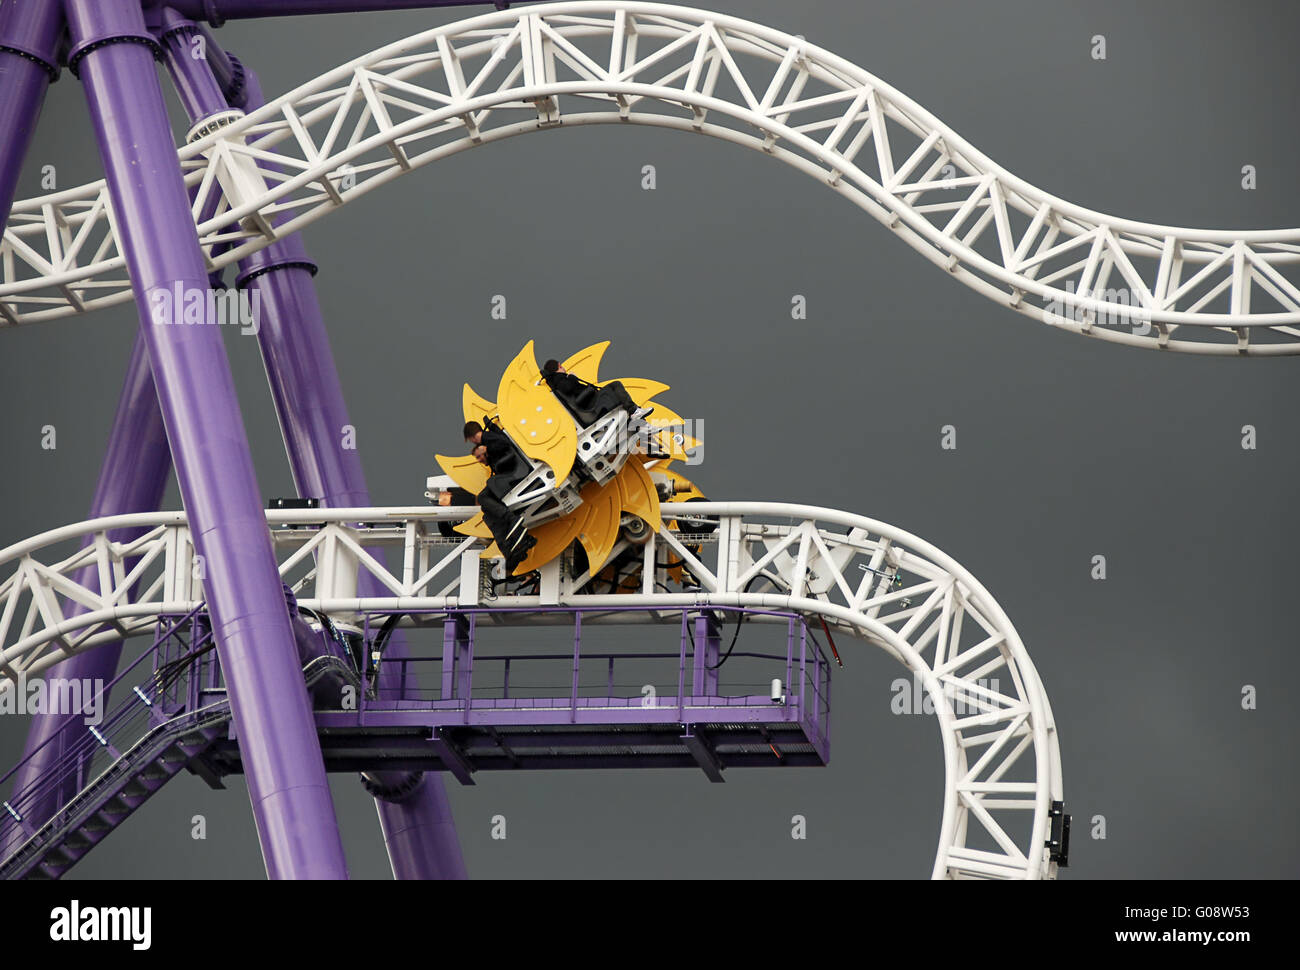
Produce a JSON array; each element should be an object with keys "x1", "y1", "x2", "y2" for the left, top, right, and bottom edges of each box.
[{"x1": 1, "y1": 0, "x2": 1297, "y2": 878}]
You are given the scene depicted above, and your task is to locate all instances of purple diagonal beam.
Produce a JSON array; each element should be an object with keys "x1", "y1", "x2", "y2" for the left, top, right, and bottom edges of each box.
[
  {"x1": 235, "y1": 71, "x2": 467, "y2": 883},
  {"x1": 244, "y1": 245, "x2": 467, "y2": 880},
  {"x1": 64, "y1": 0, "x2": 347, "y2": 879},
  {"x1": 0, "y1": 0, "x2": 62, "y2": 228},
  {"x1": 3, "y1": 2, "x2": 173, "y2": 829},
  {"x1": 156, "y1": 20, "x2": 465, "y2": 879},
  {"x1": 11, "y1": 336, "x2": 172, "y2": 825}
]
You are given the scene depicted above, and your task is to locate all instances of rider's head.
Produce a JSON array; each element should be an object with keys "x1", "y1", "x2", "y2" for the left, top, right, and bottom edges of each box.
[
  {"x1": 463, "y1": 420, "x2": 483, "y2": 444},
  {"x1": 543, "y1": 359, "x2": 566, "y2": 376}
]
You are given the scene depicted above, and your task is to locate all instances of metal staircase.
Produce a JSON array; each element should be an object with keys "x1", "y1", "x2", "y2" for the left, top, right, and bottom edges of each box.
[
  {"x1": 0, "y1": 605, "x2": 356, "y2": 880},
  {"x1": 8, "y1": 711, "x2": 230, "y2": 880}
]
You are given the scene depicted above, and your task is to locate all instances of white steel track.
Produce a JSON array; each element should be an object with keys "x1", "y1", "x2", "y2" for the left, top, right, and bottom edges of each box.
[
  {"x1": 2, "y1": 2, "x2": 1298, "y2": 353},
  {"x1": 0, "y1": 501, "x2": 1062, "y2": 880}
]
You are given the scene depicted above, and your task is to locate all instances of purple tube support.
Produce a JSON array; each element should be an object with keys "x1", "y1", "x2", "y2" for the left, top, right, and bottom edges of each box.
[
  {"x1": 3, "y1": 2, "x2": 173, "y2": 829},
  {"x1": 11, "y1": 337, "x2": 172, "y2": 823},
  {"x1": 238, "y1": 70, "x2": 468, "y2": 884},
  {"x1": 64, "y1": 0, "x2": 347, "y2": 879},
  {"x1": 0, "y1": 0, "x2": 63, "y2": 227},
  {"x1": 157, "y1": 23, "x2": 466, "y2": 879}
]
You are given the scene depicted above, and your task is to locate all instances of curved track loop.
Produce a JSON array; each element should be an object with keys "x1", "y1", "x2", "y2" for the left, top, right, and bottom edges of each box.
[
  {"x1": 0, "y1": 502, "x2": 1063, "y2": 879},
  {"x1": 2, "y1": 2, "x2": 1298, "y2": 352}
]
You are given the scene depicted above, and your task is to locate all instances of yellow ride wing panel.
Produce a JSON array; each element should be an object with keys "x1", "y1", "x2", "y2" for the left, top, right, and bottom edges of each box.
[
  {"x1": 562, "y1": 341, "x2": 609, "y2": 384},
  {"x1": 462, "y1": 383, "x2": 498, "y2": 426},
  {"x1": 497, "y1": 340, "x2": 576, "y2": 483},
  {"x1": 643, "y1": 401, "x2": 683, "y2": 427},
  {"x1": 514, "y1": 511, "x2": 587, "y2": 575},
  {"x1": 614, "y1": 458, "x2": 661, "y2": 531},
  {"x1": 453, "y1": 510, "x2": 494, "y2": 540},
  {"x1": 603, "y1": 377, "x2": 669, "y2": 405},
  {"x1": 436, "y1": 453, "x2": 489, "y2": 496},
  {"x1": 575, "y1": 479, "x2": 623, "y2": 574}
]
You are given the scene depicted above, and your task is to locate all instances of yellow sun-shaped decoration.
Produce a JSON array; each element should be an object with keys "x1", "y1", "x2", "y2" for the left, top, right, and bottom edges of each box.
[{"x1": 435, "y1": 340, "x2": 701, "y2": 576}]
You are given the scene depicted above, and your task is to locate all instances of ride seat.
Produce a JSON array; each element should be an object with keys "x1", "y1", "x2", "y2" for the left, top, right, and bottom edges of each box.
[{"x1": 550, "y1": 380, "x2": 602, "y2": 426}]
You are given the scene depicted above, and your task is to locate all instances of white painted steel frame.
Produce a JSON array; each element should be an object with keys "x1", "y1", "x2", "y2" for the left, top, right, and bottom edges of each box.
[
  {"x1": 0, "y1": 501, "x2": 1063, "y2": 880},
  {"x1": 2, "y1": 2, "x2": 1297, "y2": 353}
]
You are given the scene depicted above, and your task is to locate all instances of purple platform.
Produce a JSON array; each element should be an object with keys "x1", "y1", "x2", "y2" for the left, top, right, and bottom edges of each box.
[{"x1": 0, "y1": 606, "x2": 831, "y2": 878}]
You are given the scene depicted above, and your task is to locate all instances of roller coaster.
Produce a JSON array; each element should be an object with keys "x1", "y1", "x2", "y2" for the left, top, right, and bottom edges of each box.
[
  {"x1": 434, "y1": 338, "x2": 705, "y2": 576},
  {"x1": 0, "y1": 0, "x2": 1293, "y2": 882}
]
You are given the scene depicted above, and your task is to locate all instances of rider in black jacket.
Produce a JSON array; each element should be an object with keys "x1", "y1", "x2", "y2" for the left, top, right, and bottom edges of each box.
[
  {"x1": 541, "y1": 359, "x2": 651, "y2": 426},
  {"x1": 464, "y1": 419, "x2": 537, "y2": 574}
]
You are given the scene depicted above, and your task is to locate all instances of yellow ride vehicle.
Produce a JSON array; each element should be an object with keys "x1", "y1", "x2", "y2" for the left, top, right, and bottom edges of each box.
[{"x1": 427, "y1": 340, "x2": 705, "y2": 580}]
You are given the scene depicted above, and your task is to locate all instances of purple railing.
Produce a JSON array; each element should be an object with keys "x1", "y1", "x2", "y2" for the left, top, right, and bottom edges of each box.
[{"x1": 356, "y1": 606, "x2": 832, "y2": 744}]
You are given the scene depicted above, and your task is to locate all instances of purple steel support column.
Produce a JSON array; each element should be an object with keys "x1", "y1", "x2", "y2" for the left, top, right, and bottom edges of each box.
[
  {"x1": 0, "y1": 0, "x2": 63, "y2": 227},
  {"x1": 691, "y1": 613, "x2": 719, "y2": 696},
  {"x1": 440, "y1": 617, "x2": 469, "y2": 701},
  {"x1": 367, "y1": 615, "x2": 467, "y2": 879},
  {"x1": 64, "y1": 0, "x2": 347, "y2": 879},
  {"x1": 11, "y1": 337, "x2": 171, "y2": 821},
  {"x1": 233, "y1": 108, "x2": 469, "y2": 882},
  {"x1": 155, "y1": 30, "x2": 465, "y2": 879}
]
